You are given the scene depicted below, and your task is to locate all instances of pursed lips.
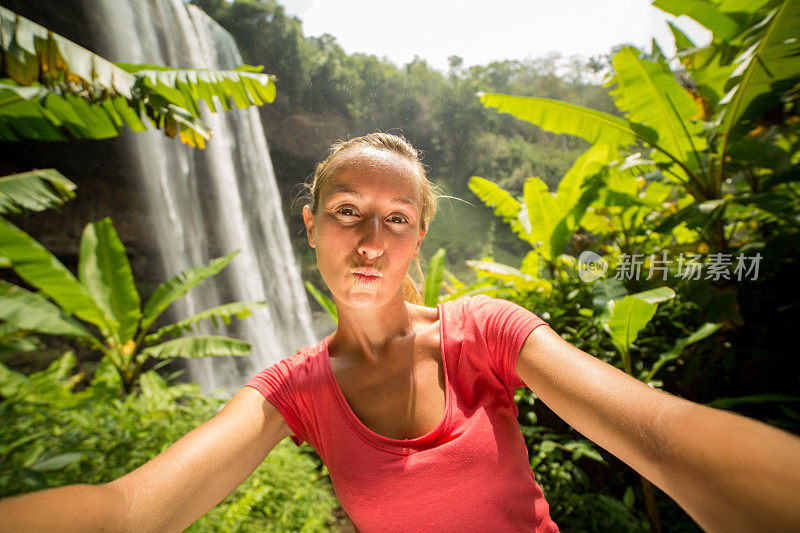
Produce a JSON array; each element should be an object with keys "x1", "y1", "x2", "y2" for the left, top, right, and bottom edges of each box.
[{"x1": 351, "y1": 267, "x2": 383, "y2": 283}]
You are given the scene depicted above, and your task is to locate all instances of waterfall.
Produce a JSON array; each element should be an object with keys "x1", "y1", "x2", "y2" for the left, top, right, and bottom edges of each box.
[{"x1": 91, "y1": 0, "x2": 315, "y2": 392}]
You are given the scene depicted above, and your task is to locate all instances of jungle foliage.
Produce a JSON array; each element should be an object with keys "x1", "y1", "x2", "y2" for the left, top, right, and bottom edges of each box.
[
  {"x1": 449, "y1": 0, "x2": 799, "y2": 529},
  {"x1": 0, "y1": 353, "x2": 339, "y2": 531},
  {"x1": 243, "y1": 0, "x2": 798, "y2": 529}
]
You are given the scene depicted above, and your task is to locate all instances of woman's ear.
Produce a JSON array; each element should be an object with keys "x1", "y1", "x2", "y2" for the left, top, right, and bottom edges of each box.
[
  {"x1": 414, "y1": 228, "x2": 426, "y2": 257},
  {"x1": 302, "y1": 205, "x2": 316, "y2": 248}
]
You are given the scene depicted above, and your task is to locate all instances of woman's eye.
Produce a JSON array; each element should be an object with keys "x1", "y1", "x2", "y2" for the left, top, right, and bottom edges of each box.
[
  {"x1": 387, "y1": 215, "x2": 408, "y2": 224},
  {"x1": 336, "y1": 207, "x2": 358, "y2": 217}
]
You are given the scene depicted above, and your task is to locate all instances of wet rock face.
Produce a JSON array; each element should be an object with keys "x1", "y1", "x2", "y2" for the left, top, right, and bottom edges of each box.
[{"x1": 0, "y1": 137, "x2": 159, "y2": 282}]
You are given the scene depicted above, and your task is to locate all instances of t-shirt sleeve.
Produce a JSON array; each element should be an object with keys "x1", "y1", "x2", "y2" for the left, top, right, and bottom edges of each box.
[
  {"x1": 469, "y1": 294, "x2": 549, "y2": 389},
  {"x1": 244, "y1": 356, "x2": 309, "y2": 447}
]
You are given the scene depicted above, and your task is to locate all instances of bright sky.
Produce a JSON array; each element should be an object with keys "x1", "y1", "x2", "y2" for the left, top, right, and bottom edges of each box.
[{"x1": 279, "y1": 0, "x2": 711, "y2": 71}]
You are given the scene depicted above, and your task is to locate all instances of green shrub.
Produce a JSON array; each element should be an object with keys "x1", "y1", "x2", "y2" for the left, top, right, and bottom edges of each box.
[{"x1": 0, "y1": 355, "x2": 338, "y2": 531}]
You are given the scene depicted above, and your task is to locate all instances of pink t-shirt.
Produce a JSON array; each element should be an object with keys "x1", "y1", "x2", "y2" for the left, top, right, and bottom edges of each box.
[{"x1": 245, "y1": 294, "x2": 558, "y2": 532}]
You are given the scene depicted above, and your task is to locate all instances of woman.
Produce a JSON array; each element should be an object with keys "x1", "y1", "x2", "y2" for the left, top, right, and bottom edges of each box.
[{"x1": 1, "y1": 133, "x2": 799, "y2": 532}]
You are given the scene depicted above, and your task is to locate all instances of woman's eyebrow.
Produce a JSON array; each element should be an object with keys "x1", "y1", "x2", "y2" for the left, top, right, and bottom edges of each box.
[
  {"x1": 325, "y1": 188, "x2": 418, "y2": 207},
  {"x1": 392, "y1": 197, "x2": 418, "y2": 208},
  {"x1": 326, "y1": 187, "x2": 360, "y2": 198}
]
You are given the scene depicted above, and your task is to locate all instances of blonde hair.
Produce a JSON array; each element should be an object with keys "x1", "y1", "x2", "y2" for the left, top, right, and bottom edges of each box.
[{"x1": 308, "y1": 133, "x2": 437, "y2": 304}]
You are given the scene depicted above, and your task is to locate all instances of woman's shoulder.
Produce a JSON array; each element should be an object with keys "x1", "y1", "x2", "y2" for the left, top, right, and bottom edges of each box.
[
  {"x1": 439, "y1": 293, "x2": 518, "y2": 317},
  {"x1": 253, "y1": 337, "x2": 329, "y2": 377}
]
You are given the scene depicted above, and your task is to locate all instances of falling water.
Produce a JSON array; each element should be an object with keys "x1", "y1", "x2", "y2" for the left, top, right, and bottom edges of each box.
[{"x1": 92, "y1": 0, "x2": 315, "y2": 392}]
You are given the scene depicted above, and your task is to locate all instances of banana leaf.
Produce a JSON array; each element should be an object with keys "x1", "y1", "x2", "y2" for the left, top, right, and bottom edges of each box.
[
  {"x1": 523, "y1": 177, "x2": 564, "y2": 261},
  {"x1": 145, "y1": 301, "x2": 266, "y2": 344},
  {"x1": 611, "y1": 47, "x2": 707, "y2": 182},
  {"x1": 140, "y1": 251, "x2": 239, "y2": 334},
  {"x1": 0, "y1": 8, "x2": 276, "y2": 148},
  {"x1": 0, "y1": 169, "x2": 75, "y2": 215},
  {"x1": 117, "y1": 63, "x2": 276, "y2": 113},
  {"x1": 468, "y1": 176, "x2": 531, "y2": 241},
  {"x1": 78, "y1": 218, "x2": 141, "y2": 344},
  {"x1": 0, "y1": 280, "x2": 92, "y2": 338},
  {"x1": 653, "y1": 0, "x2": 742, "y2": 40},
  {"x1": 717, "y1": 0, "x2": 800, "y2": 149},
  {"x1": 480, "y1": 92, "x2": 655, "y2": 147},
  {"x1": 0, "y1": 217, "x2": 113, "y2": 334},
  {"x1": 0, "y1": 6, "x2": 134, "y2": 94},
  {"x1": 605, "y1": 287, "x2": 676, "y2": 370},
  {"x1": 139, "y1": 335, "x2": 251, "y2": 360}
]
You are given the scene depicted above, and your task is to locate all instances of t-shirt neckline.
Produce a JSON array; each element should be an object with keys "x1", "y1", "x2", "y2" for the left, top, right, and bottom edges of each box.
[{"x1": 321, "y1": 301, "x2": 453, "y2": 452}]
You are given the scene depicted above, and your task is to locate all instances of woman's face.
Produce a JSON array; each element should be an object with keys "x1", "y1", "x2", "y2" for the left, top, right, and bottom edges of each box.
[{"x1": 303, "y1": 149, "x2": 426, "y2": 309}]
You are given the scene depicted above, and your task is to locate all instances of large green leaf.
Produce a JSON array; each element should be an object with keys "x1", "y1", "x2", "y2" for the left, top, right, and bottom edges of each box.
[
  {"x1": 480, "y1": 92, "x2": 654, "y2": 147},
  {"x1": 145, "y1": 301, "x2": 266, "y2": 344},
  {"x1": 117, "y1": 64, "x2": 277, "y2": 113},
  {"x1": 606, "y1": 287, "x2": 675, "y2": 353},
  {"x1": 669, "y1": 21, "x2": 697, "y2": 51},
  {"x1": 468, "y1": 176, "x2": 530, "y2": 241},
  {"x1": 611, "y1": 47, "x2": 706, "y2": 180},
  {"x1": 629, "y1": 286, "x2": 676, "y2": 305},
  {"x1": 79, "y1": 218, "x2": 141, "y2": 344},
  {"x1": 0, "y1": 169, "x2": 76, "y2": 215},
  {"x1": 0, "y1": 81, "x2": 146, "y2": 142},
  {"x1": 0, "y1": 281, "x2": 92, "y2": 338},
  {"x1": 304, "y1": 281, "x2": 337, "y2": 322},
  {"x1": 0, "y1": 217, "x2": 112, "y2": 333},
  {"x1": 523, "y1": 177, "x2": 566, "y2": 261},
  {"x1": 591, "y1": 278, "x2": 628, "y2": 316},
  {"x1": 424, "y1": 248, "x2": 446, "y2": 307},
  {"x1": 606, "y1": 297, "x2": 658, "y2": 354},
  {"x1": 139, "y1": 335, "x2": 251, "y2": 360},
  {"x1": 556, "y1": 144, "x2": 611, "y2": 229},
  {"x1": 717, "y1": 0, "x2": 800, "y2": 147},
  {"x1": 0, "y1": 6, "x2": 134, "y2": 94},
  {"x1": 653, "y1": 0, "x2": 742, "y2": 40},
  {"x1": 0, "y1": 8, "x2": 276, "y2": 148},
  {"x1": 140, "y1": 251, "x2": 239, "y2": 334}
]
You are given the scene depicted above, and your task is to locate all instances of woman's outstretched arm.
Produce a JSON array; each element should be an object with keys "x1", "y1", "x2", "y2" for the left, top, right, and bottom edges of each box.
[
  {"x1": 516, "y1": 325, "x2": 800, "y2": 533},
  {"x1": 0, "y1": 387, "x2": 291, "y2": 533}
]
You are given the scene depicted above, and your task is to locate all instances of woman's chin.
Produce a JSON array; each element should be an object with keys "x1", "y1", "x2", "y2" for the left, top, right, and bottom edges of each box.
[
  {"x1": 346, "y1": 290, "x2": 380, "y2": 306},
  {"x1": 337, "y1": 286, "x2": 401, "y2": 309}
]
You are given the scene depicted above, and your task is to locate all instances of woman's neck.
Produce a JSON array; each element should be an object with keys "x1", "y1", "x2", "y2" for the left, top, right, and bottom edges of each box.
[{"x1": 331, "y1": 294, "x2": 416, "y2": 364}]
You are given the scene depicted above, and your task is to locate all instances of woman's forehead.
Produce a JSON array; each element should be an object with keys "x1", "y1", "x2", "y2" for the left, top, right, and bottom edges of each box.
[
  {"x1": 321, "y1": 150, "x2": 422, "y2": 202},
  {"x1": 335, "y1": 147, "x2": 417, "y2": 174}
]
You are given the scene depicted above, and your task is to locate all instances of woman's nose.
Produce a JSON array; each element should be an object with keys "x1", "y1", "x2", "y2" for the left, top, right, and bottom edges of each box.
[{"x1": 357, "y1": 216, "x2": 384, "y2": 259}]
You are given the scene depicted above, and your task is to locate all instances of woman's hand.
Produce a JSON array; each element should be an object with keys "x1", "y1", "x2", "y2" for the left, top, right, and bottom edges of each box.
[
  {"x1": 516, "y1": 325, "x2": 800, "y2": 533},
  {"x1": 0, "y1": 387, "x2": 291, "y2": 533}
]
